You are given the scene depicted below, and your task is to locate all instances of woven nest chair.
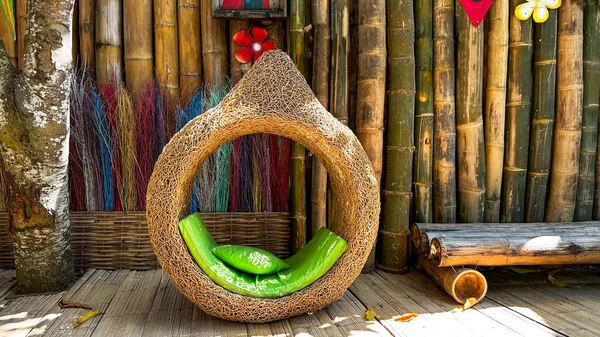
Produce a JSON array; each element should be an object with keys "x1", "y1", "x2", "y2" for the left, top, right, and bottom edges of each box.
[{"x1": 147, "y1": 50, "x2": 380, "y2": 323}]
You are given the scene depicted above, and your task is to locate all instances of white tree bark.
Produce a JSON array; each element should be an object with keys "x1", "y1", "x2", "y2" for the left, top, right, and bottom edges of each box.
[{"x1": 0, "y1": 0, "x2": 75, "y2": 293}]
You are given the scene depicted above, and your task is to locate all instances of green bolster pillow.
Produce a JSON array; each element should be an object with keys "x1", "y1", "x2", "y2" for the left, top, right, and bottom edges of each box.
[
  {"x1": 179, "y1": 213, "x2": 347, "y2": 298},
  {"x1": 211, "y1": 245, "x2": 290, "y2": 275}
]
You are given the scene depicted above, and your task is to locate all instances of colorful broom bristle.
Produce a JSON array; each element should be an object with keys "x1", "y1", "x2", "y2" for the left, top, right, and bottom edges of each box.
[
  {"x1": 71, "y1": 67, "x2": 103, "y2": 211},
  {"x1": 99, "y1": 81, "x2": 122, "y2": 211},
  {"x1": 270, "y1": 135, "x2": 292, "y2": 212},
  {"x1": 135, "y1": 82, "x2": 155, "y2": 210},
  {"x1": 230, "y1": 136, "x2": 254, "y2": 212},
  {"x1": 69, "y1": 123, "x2": 86, "y2": 211},
  {"x1": 154, "y1": 82, "x2": 167, "y2": 162},
  {"x1": 188, "y1": 90, "x2": 217, "y2": 213},
  {"x1": 91, "y1": 89, "x2": 115, "y2": 211},
  {"x1": 117, "y1": 85, "x2": 139, "y2": 211},
  {"x1": 252, "y1": 133, "x2": 272, "y2": 212},
  {"x1": 208, "y1": 86, "x2": 232, "y2": 212}
]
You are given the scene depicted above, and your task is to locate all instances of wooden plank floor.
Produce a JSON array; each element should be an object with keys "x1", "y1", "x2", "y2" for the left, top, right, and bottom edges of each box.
[{"x1": 0, "y1": 267, "x2": 599, "y2": 336}]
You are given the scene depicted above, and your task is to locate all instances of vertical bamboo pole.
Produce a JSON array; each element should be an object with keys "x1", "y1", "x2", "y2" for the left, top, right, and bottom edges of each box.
[
  {"x1": 483, "y1": 0, "x2": 508, "y2": 223},
  {"x1": 456, "y1": 1, "x2": 485, "y2": 223},
  {"x1": 545, "y1": 0, "x2": 583, "y2": 222},
  {"x1": 575, "y1": 0, "x2": 600, "y2": 221},
  {"x1": 433, "y1": 0, "x2": 455, "y2": 223},
  {"x1": 414, "y1": 0, "x2": 433, "y2": 224},
  {"x1": 357, "y1": 0, "x2": 386, "y2": 272},
  {"x1": 525, "y1": 11, "x2": 557, "y2": 222},
  {"x1": 96, "y1": 0, "x2": 122, "y2": 86},
  {"x1": 590, "y1": 2, "x2": 600, "y2": 220},
  {"x1": 72, "y1": 0, "x2": 79, "y2": 67},
  {"x1": 290, "y1": 0, "x2": 308, "y2": 253},
  {"x1": 379, "y1": 0, "x2": 414, "y2": 272},
  {"x1": 201, "y1": 0, "x2": 228, "y2": 89},
  {"x1": 347, "y1": 0, "x2": 358, "y2": 133},
  {"x1": 328, "y1": 0, "x2": 349, "y2": 233},
  {"x1": 155, "y1": 0, "x2": 179, "y2": 136},
  {"x1": 124, "y1": 0, "x2": 153, "y2": 98},
  {"x1": 501, "y1": 0, "x2": 533, "y2": 223},
  {"x1": 179, "y1": 0, "x2": 202, "y2": 102},
  {"x1": 79, "y1": 0, "x2": 95, "y2": 70},
  {"x1": 310, "y1": 0, "x2": 329, "y2": 235},
  {"x1": 229, "y1": 21, "x2": 251, "y2": 85}
]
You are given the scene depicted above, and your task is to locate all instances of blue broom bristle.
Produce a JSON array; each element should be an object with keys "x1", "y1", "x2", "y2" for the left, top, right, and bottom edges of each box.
[{"x1": 90, "y1": 89, "x2": 115, "y2": 211}]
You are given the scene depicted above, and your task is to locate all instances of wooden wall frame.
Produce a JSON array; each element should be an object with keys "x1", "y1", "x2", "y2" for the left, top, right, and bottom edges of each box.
[{"x1": 212, "y1": 0, "x2": 287, "y2": 19}]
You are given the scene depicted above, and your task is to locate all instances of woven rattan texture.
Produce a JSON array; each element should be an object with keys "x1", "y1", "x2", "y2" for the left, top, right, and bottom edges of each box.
[
  {"x1": 146, "y1": 50, "x2": 380, "y2": 323},
  {"x1": 0, "y1": 212, "x2": 290, "y2": 269}
]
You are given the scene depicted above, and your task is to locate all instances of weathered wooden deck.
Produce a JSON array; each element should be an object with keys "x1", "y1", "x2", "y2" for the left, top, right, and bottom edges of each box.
[{"x1": 0, "y1": 267, "x2": 599, "y2": 336}]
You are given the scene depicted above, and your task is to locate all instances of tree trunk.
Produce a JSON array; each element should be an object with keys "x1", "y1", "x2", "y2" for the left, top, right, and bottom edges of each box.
[
  {"x1": 484, "y1": 0, "x2": 508, "y2": 223},
  {"x1": 0, "y1": 0, "x2": 76, "y2": 293},
  {"x1": 545, "y1": 0, "x2": 583, "y2": 222}
]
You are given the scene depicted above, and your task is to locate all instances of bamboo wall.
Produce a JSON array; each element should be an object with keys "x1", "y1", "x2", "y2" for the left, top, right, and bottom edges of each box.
[{"x1": 4, "y1": 0, "x2": 597, "y2": 271}]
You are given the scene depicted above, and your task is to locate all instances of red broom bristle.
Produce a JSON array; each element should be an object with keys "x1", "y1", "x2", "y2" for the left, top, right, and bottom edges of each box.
[
  {"x1": 69, "y1": 113, "x2": 86, "y2": 211},
  {"x1": 135, "y1": 83, "x2": 155, "y2": 210},
  {"x1": 99, "y1": 81, "x2": 122, "y2": 212},
  {"x1": 269, "y1": 135, "x2": 292, "y2": 212}
]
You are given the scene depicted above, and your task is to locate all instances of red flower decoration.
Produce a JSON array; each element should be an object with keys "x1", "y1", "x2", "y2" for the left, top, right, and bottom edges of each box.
[{"x1": 233, "y1": 26, "x2": 277, "y2": 64}]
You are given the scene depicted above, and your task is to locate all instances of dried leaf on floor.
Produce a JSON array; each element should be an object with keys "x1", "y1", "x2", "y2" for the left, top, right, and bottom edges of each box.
[
  {"x1": 394, "y1": 313, "x2": 418, "y2": 322},
  {"x1": 74, "y1": 310, "x2": 103, "y2": 328},
  {"x1": 58, "y1": 299, "x2": 93, "y2": 310},
  {"x1": 548, "y1": 274, "x2": 567, "y2": 288},
  {"x1": 452, "y1": 297, "x2": 478, "y2": 312},
  {"x1": 365, "y1": 308, "x2": 376, "y2": 320}
]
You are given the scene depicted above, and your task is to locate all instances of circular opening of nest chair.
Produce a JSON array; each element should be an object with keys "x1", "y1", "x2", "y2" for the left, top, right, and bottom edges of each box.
[{"x1": 146, "y1": 50, "x2": 380, "y2": 323}]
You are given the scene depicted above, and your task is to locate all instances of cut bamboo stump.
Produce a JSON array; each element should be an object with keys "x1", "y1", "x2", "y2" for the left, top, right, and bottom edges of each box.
[
  {"x1": 419, "y1": 256, "x2": 487, "y2": 304},
  {"x1": 414, "y1": 222, "x2": 600, "y2": 267}
]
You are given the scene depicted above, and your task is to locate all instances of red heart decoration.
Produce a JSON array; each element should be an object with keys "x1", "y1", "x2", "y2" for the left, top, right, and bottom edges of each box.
[{"x1": 459, "y1": 0, "x2": 494, "y2": 27}]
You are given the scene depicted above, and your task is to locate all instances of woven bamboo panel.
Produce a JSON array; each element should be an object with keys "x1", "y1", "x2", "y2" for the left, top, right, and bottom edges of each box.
[{"x1": 0, "y1": 212, "x2": 291, "y2": 270}]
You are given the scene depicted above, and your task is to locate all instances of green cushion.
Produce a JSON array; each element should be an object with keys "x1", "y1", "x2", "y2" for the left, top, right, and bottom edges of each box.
[
  {"x1": 211, "y1": 245, "x2": 290, "y2": 275},
  {"x1": 179, "y1": 213, "x2": 347, "y2": 298}
]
